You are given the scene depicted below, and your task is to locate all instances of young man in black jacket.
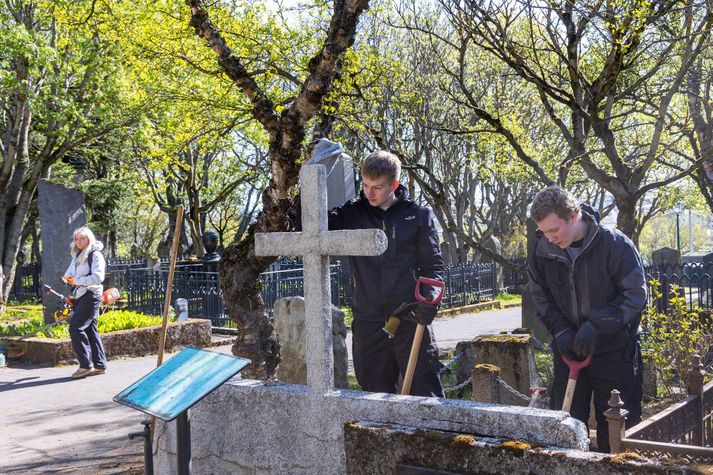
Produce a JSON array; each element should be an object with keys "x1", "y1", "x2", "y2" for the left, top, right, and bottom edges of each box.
[
  {"x1": 527, "y1": 185, "x2": 647, "y2": 452},
  {"x1": 324, "y1": 150, "x2": 445, "y2": 397}
]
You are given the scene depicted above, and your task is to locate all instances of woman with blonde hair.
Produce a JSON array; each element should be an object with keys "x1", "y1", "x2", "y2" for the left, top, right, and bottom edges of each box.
[{"x1": 63, "y1": 226, "x2": 107, "y2": 378}]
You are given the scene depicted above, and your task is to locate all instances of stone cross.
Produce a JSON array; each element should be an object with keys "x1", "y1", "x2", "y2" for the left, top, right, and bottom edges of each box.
[{"x1": 255, "y1": 165, "x2": 387, "y2": 392}]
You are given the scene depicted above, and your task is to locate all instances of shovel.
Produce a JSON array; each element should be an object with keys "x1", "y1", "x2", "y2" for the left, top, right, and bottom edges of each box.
[
  {"x1": 561, "y1": 355, "x2": 592, "y2": 413},
  {"x1": 400, "y1": 277, "x2": 445, "y2": 396}
]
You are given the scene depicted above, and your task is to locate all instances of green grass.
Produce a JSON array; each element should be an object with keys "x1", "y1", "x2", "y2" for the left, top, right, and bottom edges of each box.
[
  {"x1": 341, "y1": 306, "x2": 353, "y2": 329},
  {"x1": 347, "y1": 374, "x2": 361, "y2": 390},
  {"x1": 533, "y1": 345, "x2": 554, "y2": 389},
  {"x1": 495, "y1": 293, "x2": 522, "y2": 303},
  {"x1": 0, "y1": 309, "x2": 169, "y2": 339}
]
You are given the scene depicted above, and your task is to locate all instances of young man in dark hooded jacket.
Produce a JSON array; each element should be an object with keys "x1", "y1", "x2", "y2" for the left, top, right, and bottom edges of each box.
[
  {"x1": 295, "y1": 150, "x2": 445, "y2": 397},
  {"x1": 527, "y1": 185, "x2": 647, "y2": 452}
]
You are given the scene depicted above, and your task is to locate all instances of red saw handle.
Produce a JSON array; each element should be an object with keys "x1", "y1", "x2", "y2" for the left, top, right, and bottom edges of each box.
[
  {"x1": 562, "y1": 355, "x2": 592, "y2": 379},
  {"x1": 414, "y1": 276, "x2": 445, "y2": 305}
]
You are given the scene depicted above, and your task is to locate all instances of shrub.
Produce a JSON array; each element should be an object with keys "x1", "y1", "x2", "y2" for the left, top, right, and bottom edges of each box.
[
  {"x1": 642, "y1": 282, "x2": 713, "y2": 399},
  {"x1": 0, "y1": 309, "x2": 168, "y2": 339}
]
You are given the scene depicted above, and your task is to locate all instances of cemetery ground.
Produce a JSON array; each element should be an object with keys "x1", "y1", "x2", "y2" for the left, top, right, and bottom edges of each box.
[{"x1": 0, "y1": 306, "x2": 521, "y2": 474}]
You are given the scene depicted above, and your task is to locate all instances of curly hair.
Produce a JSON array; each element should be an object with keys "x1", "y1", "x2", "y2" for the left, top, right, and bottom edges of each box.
[{"x1": 530, "y1": 185, "x2": 580, "y2": 223}]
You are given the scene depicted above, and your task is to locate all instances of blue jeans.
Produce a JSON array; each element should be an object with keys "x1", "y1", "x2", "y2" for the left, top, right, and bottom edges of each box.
[{"x1": 69, "y1": 292, "x2": 106, "y2": 369}]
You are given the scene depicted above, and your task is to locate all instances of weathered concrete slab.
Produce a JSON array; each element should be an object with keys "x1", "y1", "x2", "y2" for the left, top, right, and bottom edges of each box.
[
  {"x1": 155, "y1": 379, "x2": 589, "y2": 474},
  {"x1": 343, "y1": 421, "x2": 695, "y2": 475}
]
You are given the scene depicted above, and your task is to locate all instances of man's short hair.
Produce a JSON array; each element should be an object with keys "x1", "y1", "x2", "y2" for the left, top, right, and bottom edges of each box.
[
  {"x1": 530, "y1": 185, "x2": 580, "y2": 222},
  {"x1": 361, "y1": 150, "x2": 401, "y2": 182}
]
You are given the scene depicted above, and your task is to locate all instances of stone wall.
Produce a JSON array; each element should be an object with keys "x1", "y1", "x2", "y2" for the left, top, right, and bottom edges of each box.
[
  {"x1": 2, "y1": 318, "x2": 211, "y2": 365},
  {"x1": 154, "y1": 380, "x2": 589, "y2": 474}
]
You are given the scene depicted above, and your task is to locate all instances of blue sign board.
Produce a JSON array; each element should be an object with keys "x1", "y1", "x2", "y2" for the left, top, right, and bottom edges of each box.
[{"x1": 113, "y1": 347, "x2": 249, "y2": 421}]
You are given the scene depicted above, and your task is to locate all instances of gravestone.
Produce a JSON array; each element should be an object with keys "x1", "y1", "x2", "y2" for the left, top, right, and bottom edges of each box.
[
  {"x1": 154, "y1": 165, "x2": 589, "y2": 474},
  {"x1": 274, "y1": 296, "x2": 348, "y2": 388},
  {"x1": 652, "y1": 246, "x2": 681, "y2": 265},
  {"x1": 38, "y1": 180, "x2": 86, "y2": 324},
  {"x1": 682, "y1": 251, "x2": 713, "y2": 264},
  {"x1": 522, "y1": 218, "x2": 549, "y2": 342},
  {"x1": 305, "y1": 138, "x2": 356, "y2": 210},
  {"x1": 455, "y1": 334, "x2": 541, "y2": 396},
  {"x1": 440, "y1": 240, "x2": 453, "y2": 265},
  {"x1": 482, "y1": 235, "x2": 503, "y2": 291},
  {"x1": 255, "y1": 165, "x2": 387, "y2": 392}
]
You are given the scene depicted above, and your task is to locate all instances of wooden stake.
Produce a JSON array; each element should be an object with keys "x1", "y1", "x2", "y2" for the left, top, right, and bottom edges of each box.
[{"x1": 156, "y1": 205, "x2": 184, "y2": 367}]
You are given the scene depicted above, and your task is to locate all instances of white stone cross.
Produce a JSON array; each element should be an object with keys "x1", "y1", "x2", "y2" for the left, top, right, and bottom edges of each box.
[{"x1": 255, "y1": 165, "x2": 387, "y2": 392}]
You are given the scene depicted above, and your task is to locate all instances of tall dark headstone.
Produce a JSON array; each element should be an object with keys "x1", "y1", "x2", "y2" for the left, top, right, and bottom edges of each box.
[
  {"x1": 38, "y1": 180, "x2": 86, "y2": 323},
  {"x1": 482, "y1": 235, "x2": 504, "y2": 292},
  {"x1": 521, "y1": 218, "x2": 549, "y2": 342}
]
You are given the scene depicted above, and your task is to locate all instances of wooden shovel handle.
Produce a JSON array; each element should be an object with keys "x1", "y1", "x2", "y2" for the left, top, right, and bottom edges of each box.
[
  {"x1": 401, "y1": 324, "x2": 425, "y2": 395},
  {"x1": 562, "y1": 377, "x2": 577, "y2": 413}
]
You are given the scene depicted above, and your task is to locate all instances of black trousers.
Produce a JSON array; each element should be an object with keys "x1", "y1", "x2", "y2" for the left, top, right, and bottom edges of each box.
[
  {"x1": 352, "y1": 318, "x2": 443, "y2": 397},
  {"x1": 69, "y1": 292, "x2": 107, "y2": 370},
  {"x1": 551, "y1": 337, "x2": 642, "y2": 452}
]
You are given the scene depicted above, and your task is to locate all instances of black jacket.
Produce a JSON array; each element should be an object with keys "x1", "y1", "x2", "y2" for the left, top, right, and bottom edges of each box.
[
  {"x1": 527, "y1": 205, "x2": 647, "y2": 354},
  {"x1": 328, "y1": 185, "x2": 444, "y2": 322}
]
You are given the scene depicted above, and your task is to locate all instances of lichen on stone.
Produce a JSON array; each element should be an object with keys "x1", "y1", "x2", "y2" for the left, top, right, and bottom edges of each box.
[
  {"x1": 474, "y1": 363, "x2": 501, "y2": 374},
  {"x1": 498, "y1": 440, "x2": 532, "y2": 456},
  {"x1": 452, "y1": 435, "x2": 476, "y2": 447}
]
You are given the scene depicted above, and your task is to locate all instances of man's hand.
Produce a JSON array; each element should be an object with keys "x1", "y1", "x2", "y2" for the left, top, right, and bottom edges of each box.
[
  {"x1": 62, "y1": 276, "x2": 76, "y2": 286},
  {"x1": 555, "y1": 328, "x2": 576, "y2": 358},
  {"x1": 415, "y1": 302, "x2": 438, "y2": 325},
  {"x1": 404, "y1": 302, "x2": 438, "y2": 325},
  {"x1": 573, "y1": 322, "x2": 598, "y2": 358}
]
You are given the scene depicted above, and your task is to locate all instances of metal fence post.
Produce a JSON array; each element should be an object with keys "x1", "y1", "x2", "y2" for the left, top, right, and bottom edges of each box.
[
  {"x1": 687, "y1": 354, "x2": 705, "y2": 446},
  {"x1": 604, "y1": 389, "x2": 629, "y2": 454}
]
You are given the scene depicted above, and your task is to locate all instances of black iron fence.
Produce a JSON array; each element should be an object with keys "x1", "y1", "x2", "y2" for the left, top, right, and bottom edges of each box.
[
  {"x1": 9, "y1": 258, "x2": 504, "y2": 326},
  {"x1": 645, "y1": 263, "x2": 713, "y2": 314},
  {"x1": 441, "y1": 263, "x2": 497, "y2": 307},
  {"x1": 10, "y1": 261, "x2": 42, "y2": 303}
]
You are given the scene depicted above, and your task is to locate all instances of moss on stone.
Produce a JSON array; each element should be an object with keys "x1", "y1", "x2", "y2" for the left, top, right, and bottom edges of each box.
[
  {"x1": 498, "y1": 440, "x2": 532, "y2": 457},
  {"x1": 452, "y1": 435, "x2": 476, "y2": 447},
  {"x1": 474, "y1": 334, "x2": 531, "y2": 346},
  {"x1": 474, "y1": 363, "x2": 501, "y2": 374},
  {"x1": 609, "y1": 452, "x2": 645, "y2": 464}
]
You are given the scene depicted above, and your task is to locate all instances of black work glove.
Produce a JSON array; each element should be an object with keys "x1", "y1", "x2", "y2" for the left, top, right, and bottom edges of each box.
[
  {"x1": 416, "y1": 302, "x2": 438, "y2": 325},
  {"x1": 404, "y1": 302, "x2": 438, "y2": 325},
  {"x1": 573, "y1": 321, "x2": 598, "y2": 358},
  {"x1": 555, "y1": 328, "x2": 576, "y2": 358},
  {"x1": 589, "y1": 314, "x2": 626, "y2": 335}
]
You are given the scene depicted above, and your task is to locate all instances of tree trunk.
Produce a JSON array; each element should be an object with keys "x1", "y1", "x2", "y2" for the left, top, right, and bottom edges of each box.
[
  {"x1": 616, "y1": 198, "x2": 638, "y2": 243},
  {"x1": 189, "y1": 0, "x2": 369, "y2": 378}
]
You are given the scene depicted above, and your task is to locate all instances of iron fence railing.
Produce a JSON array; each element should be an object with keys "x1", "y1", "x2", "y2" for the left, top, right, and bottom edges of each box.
[
  {"x1": 10, "y1": 261, "x2": 42, "y2": 303},
  {"x1": 441, "y1": 263, "x2": 496, "y2": 307},
  {"x1": 607, "y1": 356, "x2": 713, "y2": 463}
]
